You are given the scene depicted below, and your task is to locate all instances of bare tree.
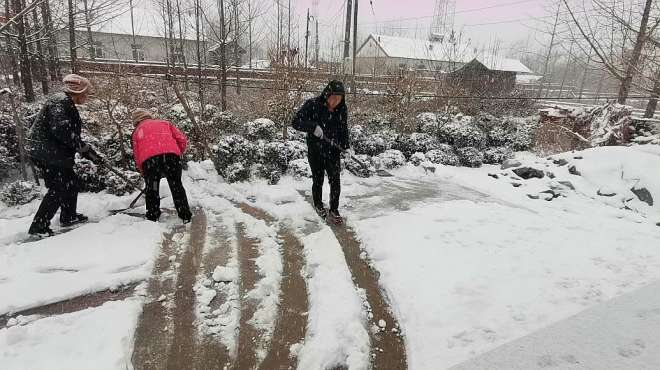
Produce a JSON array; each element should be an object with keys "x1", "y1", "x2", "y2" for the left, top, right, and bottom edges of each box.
[{"x1": 13, "y1": 0, "x2": 35, "y2": 101}]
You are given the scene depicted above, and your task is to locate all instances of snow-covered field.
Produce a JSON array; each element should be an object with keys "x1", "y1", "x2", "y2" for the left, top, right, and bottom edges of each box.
[{"x1": 2, "y1": 145, "x2": 660, "y2": 369}]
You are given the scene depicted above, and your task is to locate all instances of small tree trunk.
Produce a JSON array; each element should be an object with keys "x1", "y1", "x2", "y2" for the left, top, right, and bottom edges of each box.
[
  {"x1": 219, "y1": 0, "x2": 227, "y2": 111},
  {"x1": 68, "y1": 0, "x2": 78, "y2": 73},
  {"x1": 195, "y1": 0, "x2": 204, "y2": 113},
  {"x1": 40, "y1": 0, "x2": 58, "y2": 81},
  {"x1": 13, "y1": 0, "x2": 35, "y2": 102},
  {"x1": 617, "y1": 0, "x2": 653, "y2": 104},
  {"x1": 176, "y1": 0, "x2": 189, "y2": 91},
  {"x1": 644, "y1": 69, "x2": 660, "y2": 118},
  {"x1": 82, "y1": 0, "x2": 95, "y2": 60},
  {"x1": 5, "y1": 0, "x2": 20, "y2": 86},
  {"x1": 31, "y1": 8, "x2": 49, "y2": 94}
]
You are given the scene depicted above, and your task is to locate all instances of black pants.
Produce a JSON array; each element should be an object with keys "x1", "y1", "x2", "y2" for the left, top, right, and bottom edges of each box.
[
  {"x1": 143, "y1": 153, "x2": 191, "y2": 222},
  {"x1": 308, "y1": 149, "x2": 341, "y2": 211},
  {"x1": 30, "y1": 161, "x2": 79, "y2": 229}
]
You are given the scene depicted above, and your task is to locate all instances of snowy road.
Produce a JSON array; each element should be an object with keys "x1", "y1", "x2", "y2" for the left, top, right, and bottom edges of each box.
[{"x1": 3, "y1": 147, "x2": 660, "y2": 369}]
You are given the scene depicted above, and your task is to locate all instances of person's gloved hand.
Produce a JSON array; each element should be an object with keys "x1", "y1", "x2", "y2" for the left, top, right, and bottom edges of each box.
[
  {"x1": 313, "y1": 125, "x2": 324, "y2": 139},
  {"x1": 80, "y1": 144, "x2": 100, "y2": 163}
]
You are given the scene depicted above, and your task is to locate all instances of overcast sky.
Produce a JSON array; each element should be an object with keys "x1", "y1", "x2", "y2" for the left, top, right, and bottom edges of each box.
[{"x1": 283, "y1": 0, "x2": 551, "y2": 57}]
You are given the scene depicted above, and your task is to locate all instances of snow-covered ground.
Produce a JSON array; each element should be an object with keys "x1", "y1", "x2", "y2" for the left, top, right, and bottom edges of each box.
[{"x1": 2, "y1": 145, "x2": 660, "y2": 369}]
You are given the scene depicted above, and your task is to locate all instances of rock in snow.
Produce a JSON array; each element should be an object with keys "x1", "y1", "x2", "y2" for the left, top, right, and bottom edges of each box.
[
  {"x1": 631, "y1": 186, "x2": 654, "y2": 206},
  {"x1": 512, "y1": 167, "x2": 545, "y2": 180}
]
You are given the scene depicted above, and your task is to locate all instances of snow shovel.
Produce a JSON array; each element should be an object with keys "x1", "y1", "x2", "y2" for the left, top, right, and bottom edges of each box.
[
  {"x1": 109, "y1": 188, "x2": 146, "y2": 215},
  {"x1": 320, "y1": 136, "x2": 394, "y2": 177}
]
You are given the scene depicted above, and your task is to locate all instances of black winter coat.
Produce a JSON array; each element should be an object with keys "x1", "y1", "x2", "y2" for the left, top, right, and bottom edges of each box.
[
  {"x1": 27, "y1": 92, "x2": 85, "y2": 168},
  {"x1": 292, "y1": 95, "x2": 349, "y2": 157}
]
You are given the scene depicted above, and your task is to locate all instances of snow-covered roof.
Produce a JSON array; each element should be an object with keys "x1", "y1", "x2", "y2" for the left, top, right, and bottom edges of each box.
[{"x1": 360, "y1": 34, "x2": 533, "y2": 74}]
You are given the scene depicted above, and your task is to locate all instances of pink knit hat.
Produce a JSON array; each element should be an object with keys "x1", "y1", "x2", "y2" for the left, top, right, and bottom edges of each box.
[{"x1": 62, "y1": 74, "x2": 91, "y2": 94}]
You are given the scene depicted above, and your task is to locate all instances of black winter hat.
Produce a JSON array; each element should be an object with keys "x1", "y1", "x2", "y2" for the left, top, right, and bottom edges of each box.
[{"x1": 321, "y1": 80, "x2": 345, "y2": 99}]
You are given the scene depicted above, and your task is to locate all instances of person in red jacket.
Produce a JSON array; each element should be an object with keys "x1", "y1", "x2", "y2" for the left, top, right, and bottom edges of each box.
[{"x1": 131, "y1": 109, "x2": 192, "y2": 223}]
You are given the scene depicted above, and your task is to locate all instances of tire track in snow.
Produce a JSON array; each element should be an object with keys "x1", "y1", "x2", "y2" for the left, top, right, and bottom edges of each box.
[
  {"x1": 237, "y1": 203, "x2": 309, "y2": 370},
  {"x1": 299, "y1": 190, "x2": 407, "y2": 369}
]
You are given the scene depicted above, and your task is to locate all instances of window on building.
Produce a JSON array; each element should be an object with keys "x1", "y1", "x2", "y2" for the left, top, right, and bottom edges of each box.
[
  {"x1": 131, "y1": 44, "x2": 145, "y2": 61},
  {"x1": 91, "y1": 42, "x2": 104, "y2": 59}
]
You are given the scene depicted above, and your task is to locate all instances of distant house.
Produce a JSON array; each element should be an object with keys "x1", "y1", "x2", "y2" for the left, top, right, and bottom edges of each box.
[
  {"x1": 449, "y1": 57, "x2": 534, "y2": 94},
  {"x1": 208, "y1": 39, "x2": 247, "y2": 67},
  {"x1": 354, "y1": 34, "x2": 533, "y2": 80},
  {"x1": 56, "y1": 29, "x2": 204, "y2": 65}
]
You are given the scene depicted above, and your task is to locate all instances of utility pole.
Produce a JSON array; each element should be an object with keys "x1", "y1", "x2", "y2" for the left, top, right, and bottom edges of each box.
[
  {"x1": 352, "y1": 0, "x2": 358, "y2": 86},
  {"x1": 343, "y1": 0, "x2": 353, "y2": 66},
  {"x1": 304, "y1": 8, "x2": 309, "y2": 69},
  {"x1": 315, "y1": 18, "x2": 319, "y2": 64}
]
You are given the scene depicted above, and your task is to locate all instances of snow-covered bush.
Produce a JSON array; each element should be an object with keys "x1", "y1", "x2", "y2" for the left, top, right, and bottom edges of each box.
[
  {"x1": 437, "y1": 119, "x2": 487, "y2": 148},
  {"x1": 349, "y1": 124, "x2": 367, "y2": 142},
  {"x1": 392, "y1": 133, "x2": 441, "y2": 158},
  {"x1": 259, "y1": 140, "x2": 307, "y2": 172},
  {"x1": 254, "y1": 164, "x2": 281, "y2": 184},
  {"x1": 0, "y1": 180, "x2": 40, "y2": 206},
  {"x1": 415, "y1": 113, "x2": 439, "y2": 133},
  {"x1": 584, "y1": 103, "x2": 633, "y2": 146},
  {"x1": 0, "y1": 144, "x2": 13, "y2": 176},
  {"x1": 481, "y1": 116, "x2": 538, "y2": 151},
  {"x1": 106, "y1": 170, "x2": 141, "y2": 196},
  {"x1": 353, "y1": 131, "x2": 397, "y2": 156},
  {"x1": 409, "y1": 152, "x2": 427, "y2": 166},
  {"x1": 213, "y1": 135, "x2": 257, "y2": 180},
  {"x1": 74, "y1": 159, "x2": 107, "y2": 193},
  {"x1": 224, "y1": 162, "x2": 251, "y2": 183},
  {"x1": 483, "y1": 146, "x2": 514, "y2": 164},
  {"x1": 363, "y1": 113, "x2": 392, "y2": 132},
  {"x1": 376, "y1": 149, "x2": 406, "y2": 169},
  {"x1": 245, "y1": 118, "x2": 278, "y2": 141},
  {"x1": 209, "y1": 110, "x2": 238, "y2": 132},
  {"x1": 425, "y1": 145, "x2": 460, "y2": 166},
  {"x1": 288, "y1": 158, "x2": 312, "y2": 178},
  {"x1": 456, "y1": 147, "x2": 484, "y2": 168}
]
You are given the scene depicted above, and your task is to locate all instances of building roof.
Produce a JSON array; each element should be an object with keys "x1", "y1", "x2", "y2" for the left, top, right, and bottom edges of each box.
[{"x1": 358, "y1": 34, "x2": 533, "y2": 74}]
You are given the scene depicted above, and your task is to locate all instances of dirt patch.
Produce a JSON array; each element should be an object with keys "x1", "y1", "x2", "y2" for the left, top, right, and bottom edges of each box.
[
  {"x1": 131, "y1": 226, "x2": 181, "y2": 370},
  {"x1": 0, "y1": 283, "x2": 138, "y2": 329},
  {"x1": 166, "y1": 209, "x2": 208, "y2": 370},
  {"x1": 329, "y1": 223, "x2": 407, "y2": 369},
  {"x1": 238, "y1": 202, "x2": 310, "y2": 370},
  {"x1": 194, "y1": 219, "x2": 233, "y2": 370},
  {"x1": 236, "y1": 222, "x2": 261, "y2": 370},
  {"x1": 298, "y1": 190, "x2": 407, "y2": 369}
]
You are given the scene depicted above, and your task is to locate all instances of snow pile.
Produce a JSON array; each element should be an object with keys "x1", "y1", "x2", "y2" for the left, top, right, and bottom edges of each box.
[
  {"x1": 296, "y1": 228, "x2": 371, "y2": 370},
  {"x1": 0, "y1": 181, "x2": 41, "y2": 207},
  {"x1": 0, "y1": 299, "x2": 142, "y2": 370}
]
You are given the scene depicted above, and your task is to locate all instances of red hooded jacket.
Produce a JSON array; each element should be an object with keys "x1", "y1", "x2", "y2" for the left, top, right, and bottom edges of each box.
[{"x1": 132, "y1": 119, "x2": 188, "y2": 171}]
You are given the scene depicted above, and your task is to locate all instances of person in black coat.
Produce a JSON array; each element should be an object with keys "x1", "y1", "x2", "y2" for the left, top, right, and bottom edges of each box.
[
  {"x1": 292, "y1": 80, "x2": 352, "y2": 223},
  {"x1": 26, "y1": 74, "x2": 96, "y2": 236}
]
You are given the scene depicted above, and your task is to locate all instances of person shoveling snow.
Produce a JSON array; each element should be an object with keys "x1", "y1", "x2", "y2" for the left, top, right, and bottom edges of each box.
[
  {"x1": 131, "y1": 108, "x2": 192, "y2": 224},
  {"x1": 292, "y1": 80, "x2": 351, "y2": 224},
  {"x1": 26, "y1": 74, "x2": 98, "y2": 237}
]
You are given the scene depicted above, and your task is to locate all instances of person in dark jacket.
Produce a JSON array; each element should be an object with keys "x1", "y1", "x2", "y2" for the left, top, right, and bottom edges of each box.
[
  {"x1": 292, "y1": 80, "x2": 351, "y2": 224},
  {"x1": 131, "y1": 108, "x2": 192, "y2": 223},
  {"x1": 27, "y1": 74, "x2": 96, "y2": 236}
]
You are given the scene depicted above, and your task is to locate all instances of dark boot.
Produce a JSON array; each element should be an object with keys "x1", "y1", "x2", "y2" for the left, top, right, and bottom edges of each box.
[
  {"x1": 314, "y1": 204, "x2": 328, "y2": 219},
  {"x1": 60, "y1": 213, "x2": 89, "y2": 228},
  {"x1": 28, "y1": 224, "x2": 55, "y2": 237},
  {"x1": 328, "y1": 209, "x2": 344, "y2": 225}
]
